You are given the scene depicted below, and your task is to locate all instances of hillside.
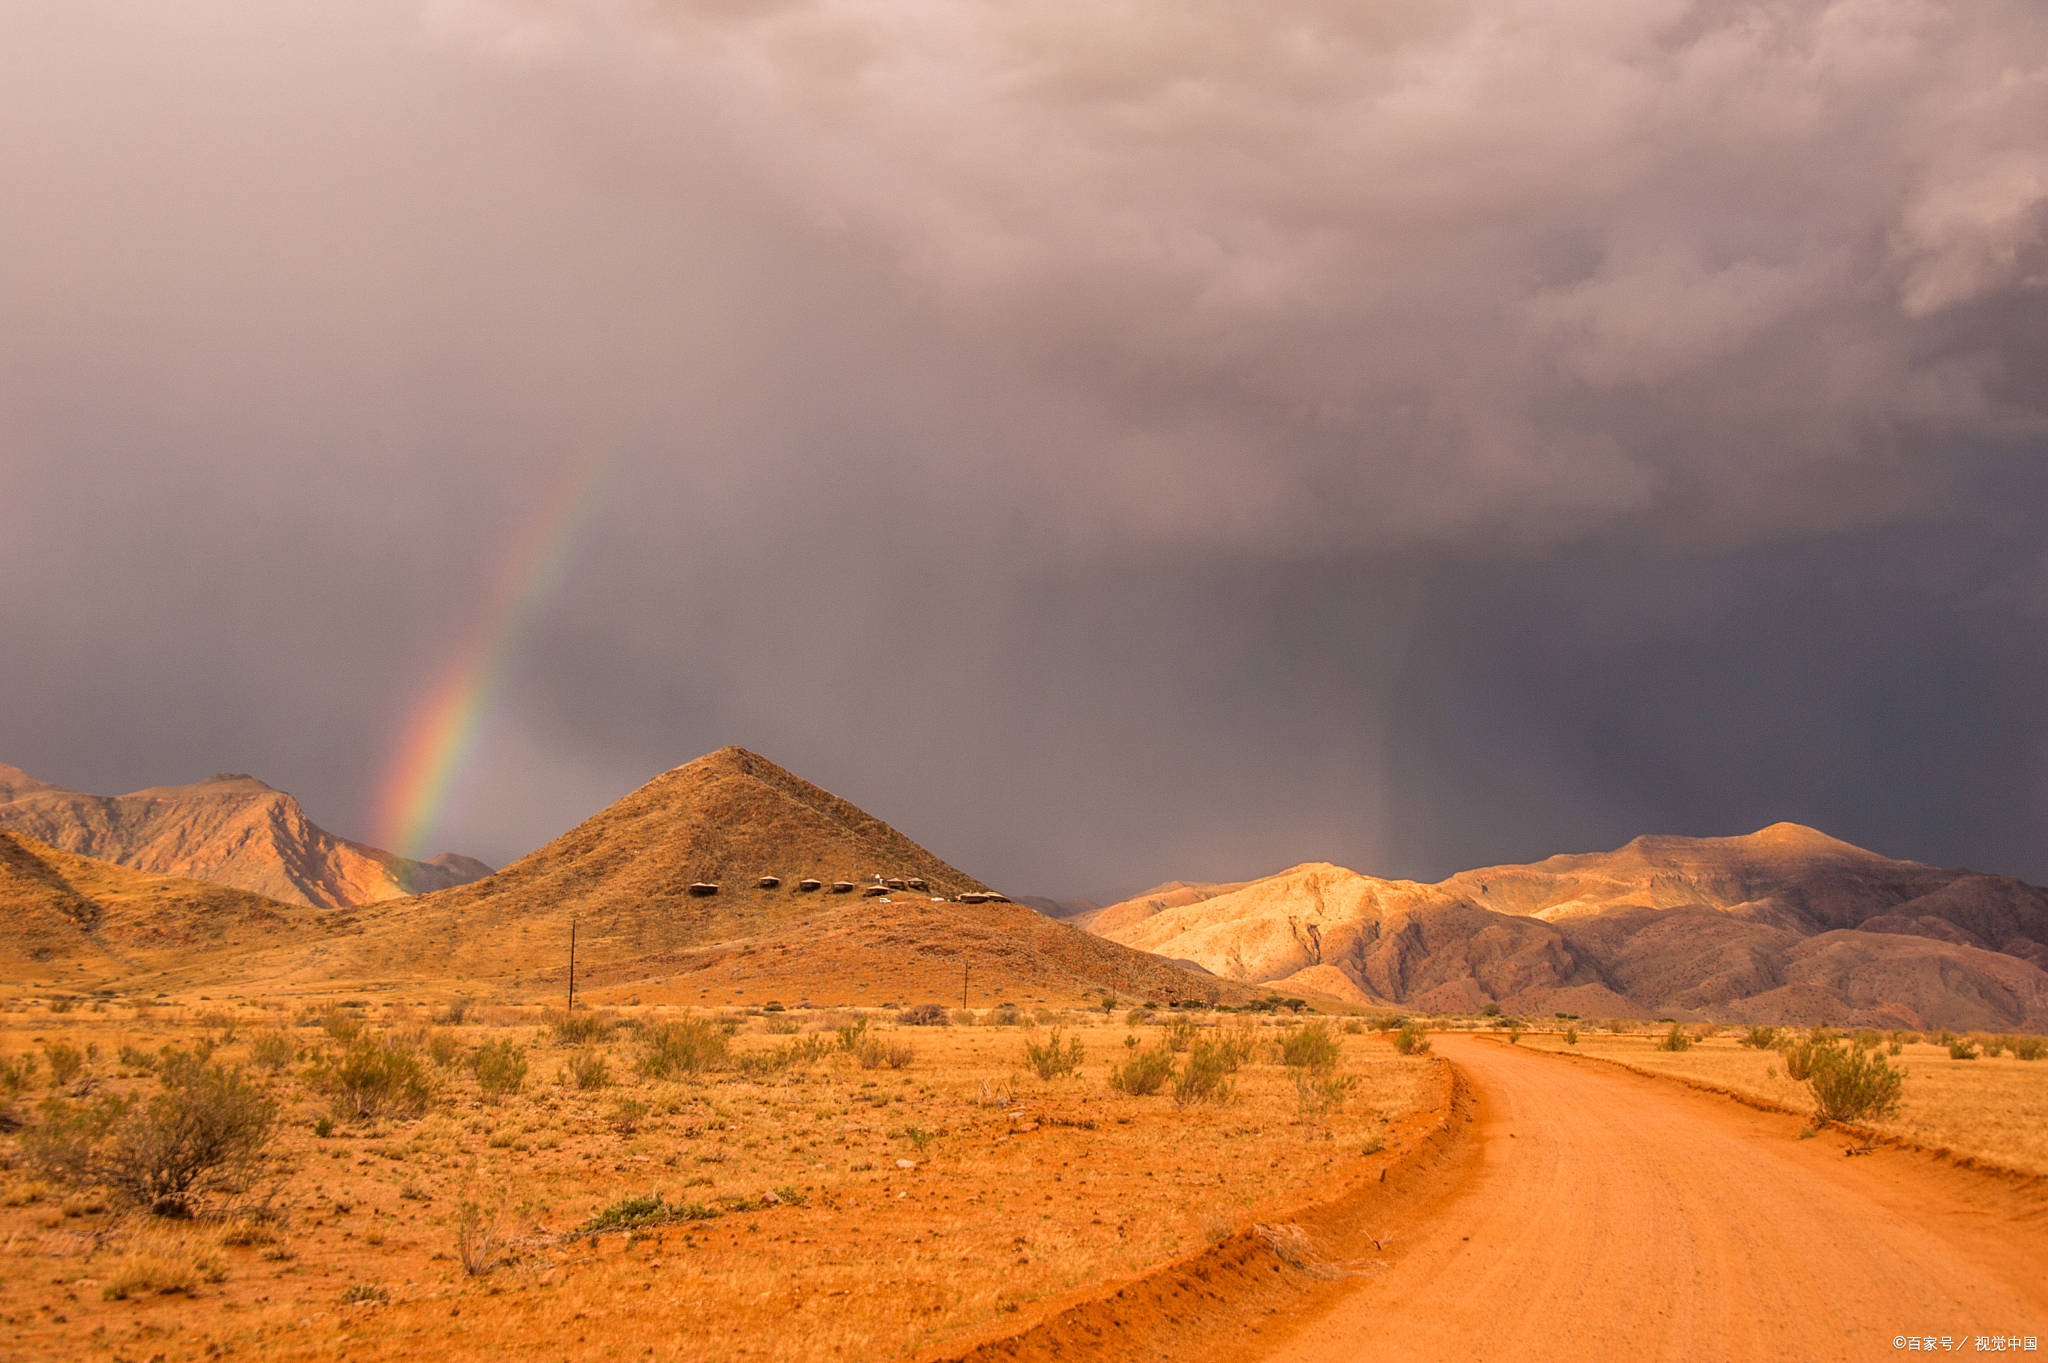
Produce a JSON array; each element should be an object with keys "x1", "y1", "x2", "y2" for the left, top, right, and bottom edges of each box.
[
  {"x1": 0, "y1": 830, "x2": 343, "y2": 988},
  {"x1": 0, "y1": 763, "x2": 491, "y2": 908},
  {"x1": 1091, "y1": 826, "x2": 2048, "y2": 1030},
  {"x1": 231, "y1": 747, "x2": 1226, "y2": 1006}
]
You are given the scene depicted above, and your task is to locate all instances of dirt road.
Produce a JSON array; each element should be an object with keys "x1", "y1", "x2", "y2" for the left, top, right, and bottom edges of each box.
[{"x1": 1266, "y1": 1035, "x2": 2048, "y2": 1363}]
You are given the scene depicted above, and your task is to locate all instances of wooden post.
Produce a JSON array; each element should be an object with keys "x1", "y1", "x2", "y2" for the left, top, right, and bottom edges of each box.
[
  {"x1": 962, "y1": 960, "x2": 969, "y2": 1013},
  {"x1": 567, "y1": 918, "x2": 577, "y2": 1014}
]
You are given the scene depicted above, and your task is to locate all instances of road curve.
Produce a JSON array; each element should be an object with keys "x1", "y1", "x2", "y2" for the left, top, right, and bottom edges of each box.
[{"x1": 1265, "y1": 1035, "x2": 2048, "y2": 1363}]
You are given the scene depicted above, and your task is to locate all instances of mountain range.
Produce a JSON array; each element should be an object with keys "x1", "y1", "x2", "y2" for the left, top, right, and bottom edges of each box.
[
  {"x1": 0, "y1": 763, "x2": 489, "y2": 908},
  {"x1": 1088, "y1": 823, "x2": 2048, "y2": 1030}
]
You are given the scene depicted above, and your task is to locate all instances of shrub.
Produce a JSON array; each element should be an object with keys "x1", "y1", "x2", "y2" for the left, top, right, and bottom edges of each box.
[
  {"x1": 1174, "y1": 1040, "x2": 1235, "y2": 1107},
  {"x1": 99, "y1": 1228, "x2": 228, "y2": 1298},
  {"x1": 1780, "y1": 1037, "x2": 1822, "y2": 1082},
  {"x1": 1657, "y1": 1023, "x2": 1693, "y2": 1052},
  {"x1": 424, "y1": 1031, "x2": 462, "y2": 1068},
  {"x1": 1506, "y1": 1025, "x2": 1524, "y2": 1045},
  {"x1": 1739, "y1": 1026, "x2": 1781, "y2": 1049},
  {"x1": 544, "y1": 1009, "x2": 613, "y2": 1045},
  {"x1": 641, "y1": 1019, "x2": 731, "y2": 1078},
  {"x1": 472, "y1": 1040, "x2": 528, "y2": 1099},
  {"x1": 1948, "y1": 1038, "x2": 1980, "y2": 1060},
  {"x1": 565, "y1": 1048, "x2": 611, "y2": 1091},
  {"x1": 1807, "y1": 1043, "x2": 1904, "y2": 1125},
  {"x1": 320, "y1": 1008, "x2": 364, "y2": 1043},
  {"x1": 1294, "y1": 1068, "x2": 1355, "y2": 1120},
  {"x1": 0, "y1": 1050, "x2": 37, "y2": 1096},
  {"x1": 608, "y1": 1098, "x2": 649, "y2": 1135},
  {"x1": 457, "y1": 1197, "x2": 509, "y2": 1277},
  {"x1": 1978, "y1": 1035, "x2": 2005, "y2": 1059},
  {"x1": 895, "y1": 1003, "x2": 950, "y2": 1027},
  {"x1": 1163, "y1": 1016, "x2": 1200, "y2": 1054},
  {"x1": 1279, "y1": 1022, "x2": 1341, "y2": 1071},
  {"x1": 1023, "y1": 1029, "x2": 1084, "y2": 1080},
  {"x1": 833, "y1": 1018, "x2": 871, "y2": 1053},
  {"x1": 319, "y1": 1036, "x2": 433, "y2": 1122},
  {"x1": 735, "y1": 1036, "x2": 834, "y2": 1076},
  {"x1": 1391, "y1": 1022, "x2": 1432, "y2": 1056},
  {"x1": 437, "y1": 997, "x2": 472, "y2": 1026},
  {"x1": 43, "y1": 1041, "x2": 87, "y2": 1088},
  {"x1": 1107, "y1": 1044, "x2": 1175, "y2": 1096},
  {"x1": 855, "y1": 1037, "x2": 915, "y2": 1070},
  {"x1": 1563, "y1": 1026, "x2": 1579, "y2": 1046},
  {"x1": 2012, "y1": 1036, "x2": 2045, "y2": 1061},
  {"x1": 248, "y1": 1030, "x2": 295, "y2": 1072},
  {"x1": 25, "y1": 1050, "x2": 277, "y2": 1216}
]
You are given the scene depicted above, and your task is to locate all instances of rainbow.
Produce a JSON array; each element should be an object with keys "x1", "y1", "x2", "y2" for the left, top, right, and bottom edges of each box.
[{"x1": 372, "y1": 450, "x2": 612, "y2": 861}]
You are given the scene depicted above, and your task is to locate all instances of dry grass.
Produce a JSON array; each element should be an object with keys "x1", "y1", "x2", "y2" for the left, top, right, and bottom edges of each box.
[
  {"x1": 0, "y1": 996, "x2": 1442, "y2": 1362},
  {"x1": 1520, "y1": 1030, "x2": 2048, "y2": 1172}
]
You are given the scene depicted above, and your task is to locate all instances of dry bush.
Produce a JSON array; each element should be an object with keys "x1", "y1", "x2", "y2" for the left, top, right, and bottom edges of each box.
[
  {"x1": 895, "y1": 1003, "x2": 950, "y2": 1027},
  {"x1": 1563, "y1": 1026, "x2": 1580, "y2": 1046},
  {"x1": 1390, "y1": 1021, "x2": 1431, "y2": 1056},
  {"x1": 1163, "y1": 1016, "x2": 1200, "y2": 1053},
  {"x1": 2012, "y1": 1035, "x2": 2046, "y2": 1061},
  {"x1": 642, "y1": 1019, "x2": 731, "y2": 1078},
  {"x1": 1948, "y1": 1038, "x2": 1981, "y2": 1060},
  {"x1": 472, "y1": 1039, "x2": 529, "y2": 1099},
  {"x1": 735, "y1": 1035, "x2": 833, "y2": 1076},
  {"x1": 1740, "y1": 1026, "x2": 1781, "y2": 1049},
  {"x1": 1108, "y1": 1043, "x2": 1175, "y2": 1096},
  {"x1": 26, "y1": 1050, "x2": 278, "y2": 1215},
  {"x1": 1780, "y1": 1037, "x2": 1822, "y2": 1081},
  {"x1": 544, "y1": 1009, "x2": 614, "y2": 1045},
  {"x1": 1173, "y1": 1040, "x2": 1235, "y2": 1107},
  {"x1": 318, "y1": 1036, "x2": 433, "y2": 1122},
  {"x1": 42, "y1": 1040, "x2": 87, "y2": 1088},
  {"x1": 855, "y1": 1037, "x2": 916, "y2": 1070},
  {"x1": 99, "y1": 1226, "x2": 228, "y2": 1299},
  {"x1": 1022, "y1": 1029, "x2": 1084, "y2": 1080},
  {"x1": 1279, "y1": 1021, "x2": 1341, "y2": 1070},
  {"x1": 564, "y1": 1048, "x2": 611, "y2": 1090},
  {"x1": 1657, "y1": 1022, "x2": 1693, "y2": 1052},
  {"x1": 248, "y1": 1029, "x2": 295, "y2": 1072},
  {"x1": 436, "y1": 997, "x2": 473, "y2": 1025},
  {"x1": 424, "y1": 1030, "x2": 462, "y2": 1068},
  {"x1": 457, "y1": 1195, "x2": 510, "y2": 1277},
  {"x1": 319, "y1": 1008, "x2": 364, "y2": 1043}
]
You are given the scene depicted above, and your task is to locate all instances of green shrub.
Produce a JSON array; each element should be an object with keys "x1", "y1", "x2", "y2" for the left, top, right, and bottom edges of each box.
[
  {"x1": 1293, "y1": 1067, "x2": 1355, "y2": 1120},
  {"x1": 2011, "y1": 1035, "x2": 2045, "y2": 1061},
  {"x1": 1023, "y1": 1029, "x2": 1084, "y2": 1080},
  {"x1": 319, "y1": 1036, "x2": 433, "y2": 1122},
  {"x1": 833, "y1": 1018, "x2": 870, "y2": 1053},
  {"x1": 1807, "y1": 1043, "x2": 1904, "y2": 1125},
  {"x1": 320, "y1": 1008, "x2": 364, "y2": 1043},
  {"x1": 1657, "y1": 1023, "x2": 1692, "y2": 1052},
  {"x1": 1563, "y1": 1026, "x2": 1579, "y2": 1046},
  {"x1": 1780, "y1": 1037, "x2": 1821, "y2": 1081},
  {"x1": 735, "y1": 1036, "x2": 833, "y2": 1076},
  {"x1": 24, "y1": 1049, "x2": 277, "y2": 1215},
  {"x1": 1279, "y1": 1022, "x2": 1341, "y2": 1070},
  {"x1": 1739, "y1": 1026, "x2": 1781, "y2": 1049},
  {"x1": 854, "y1": 1037, "x2": 915, "y2": 1071},
  {"x1": 1163, "y1": 1016, "x2": 1200, "y2": 1054},
  {"x1": 641, "y1": 1019, "x2": 731, "y2": 1078},
  {"x1": 425, "y1": 1030, "x2": 462, "y2": 1068},
  {"x1": 1214, "y1": 1022, "x2": 1260, "y2": 1070},
  {"x1": 1107, "y1": 1043, "x2": 1175, "y2": 1096},
  {"x1": 1173, "y1": 1040, "x2": 1235, "y2": 1107},
  {"x1": 472, "y1": 1040, "x2": 528, "y2": 1099},
  {"x1": 1948, "y1": 1039, "x2": 1980, "y2": 1060},
  {"x1": 1978, "y1": 1035, "x2": 2005, "y2": 1059},
  {"x1": 1392, "y1": 1022, "x2": 1432, "y2": 1056}
]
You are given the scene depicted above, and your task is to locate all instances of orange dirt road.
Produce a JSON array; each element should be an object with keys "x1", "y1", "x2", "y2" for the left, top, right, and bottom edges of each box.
[{"x1": 1265, "y1": 1036, "x2": 2048, "y2": 1363}]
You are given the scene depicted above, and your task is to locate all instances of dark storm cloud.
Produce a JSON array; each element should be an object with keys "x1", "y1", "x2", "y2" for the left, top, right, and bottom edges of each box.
[{"x1": 2, "y1": 1, "x2": 2045, "y2": 893}]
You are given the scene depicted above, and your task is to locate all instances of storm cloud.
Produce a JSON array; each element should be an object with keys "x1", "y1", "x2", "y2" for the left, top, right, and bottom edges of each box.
[{"x1": 3, "y1": 1, "x2": 2046, "y2": 896}]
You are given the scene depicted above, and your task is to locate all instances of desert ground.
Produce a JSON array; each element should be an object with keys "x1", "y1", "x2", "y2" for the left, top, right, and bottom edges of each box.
[{"x1": 0, "y1": 996, "x2": 1445, "y2": 1363}]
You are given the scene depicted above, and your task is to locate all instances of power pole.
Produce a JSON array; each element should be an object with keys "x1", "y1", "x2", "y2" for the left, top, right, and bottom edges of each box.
[
  {"x1": 567, "y1": 918, "x2": 578, "y2": 1014},
  {"x1": 962, "y1": 960, "x2": 969, "y2": 1013}
]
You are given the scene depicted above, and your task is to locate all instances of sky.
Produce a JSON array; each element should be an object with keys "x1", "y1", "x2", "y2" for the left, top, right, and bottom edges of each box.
[{"x1": 4, "y1": 0, "x2": 2047, "y2": 899}]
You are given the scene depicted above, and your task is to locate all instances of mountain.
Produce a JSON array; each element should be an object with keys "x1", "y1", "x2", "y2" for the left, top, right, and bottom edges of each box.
[
  {"x1": 1091, "y1": 826, "x2": 2048, "y2": 1030},
  {"x1": 240, "y1": 747, "x2": 1225, "y2": 1005},
  {"x1": 1016, "y1": 896, "x2": 1104, "y2": 924},
  {"x1": 0, "y1": 763, "x2": 491, "y2": 909},
  {"x1": 0, "y1": 830, "x2": 343, "y2": 988}
]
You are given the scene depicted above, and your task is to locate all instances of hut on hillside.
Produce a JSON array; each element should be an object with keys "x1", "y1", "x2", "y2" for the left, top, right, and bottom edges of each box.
[
  {"x1": 757, "y1": 876, "x2": 782, "y2": 889},
  {"x1": 797, "y1": 879, "x2": 823, "y2": 892},
  {"x1": 687, "y1": 882, "x2": 719, "y2": 897}
]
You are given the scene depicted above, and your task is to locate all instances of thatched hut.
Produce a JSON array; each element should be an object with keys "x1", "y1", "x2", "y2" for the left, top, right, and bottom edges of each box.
[
  {"x1": 958, "y1": 891, "x2": 990, "y2": 904},
  {"x1": 862, "y1": 884, "x2": 888, "y2": 897},
  {"x1": 797, "y1": 879, "x2": 823, "y2": 892},
  {"x1": 831, "y1": 881, "x2": 855, "y2": 894},
  {"x1": 687, "y1": 882, "x2": 719, "y2": 897},
  {"x1": 906, "y1": 877, "x2": 927, "y2": 890},
  {"x1": 757, "y1": 876, "x2": 782, "y2": 889},
  {"x1": 885, "y1": 878, "x2": 906, "y2": 890}
]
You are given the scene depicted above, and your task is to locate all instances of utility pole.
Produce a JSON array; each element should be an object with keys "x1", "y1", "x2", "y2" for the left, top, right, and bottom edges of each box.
[
  {"x1": 567, "y1": 918, "x2": 578, "y2": 1014},
  {"x1": 962, "y1": 960, "x2": 969, "y2": 1013}
]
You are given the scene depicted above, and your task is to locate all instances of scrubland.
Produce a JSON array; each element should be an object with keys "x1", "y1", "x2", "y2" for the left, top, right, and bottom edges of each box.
[
  {"x1": 0, "y1": 994, "x2": 1441, "y2": 1363},
  {"x1": 1510, "y1": 1023, "x2": 2048, "y2": 1172}
]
